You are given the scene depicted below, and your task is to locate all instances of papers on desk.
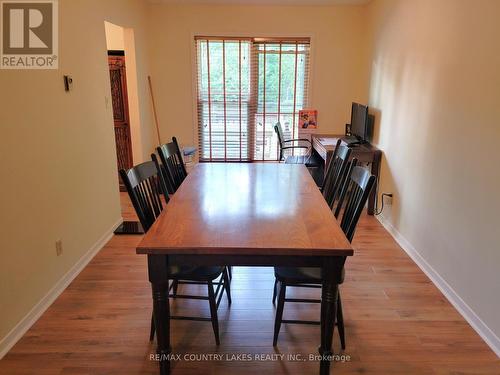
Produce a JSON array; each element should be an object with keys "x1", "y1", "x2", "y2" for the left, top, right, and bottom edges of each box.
[{"x1": 318, "y1": 138, "x2": 340, "y2": 146}]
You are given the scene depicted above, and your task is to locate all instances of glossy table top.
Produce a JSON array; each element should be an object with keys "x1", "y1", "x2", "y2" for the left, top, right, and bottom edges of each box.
[{"x1": 137, "y1": 163, "x2": 353, "y2": 256}]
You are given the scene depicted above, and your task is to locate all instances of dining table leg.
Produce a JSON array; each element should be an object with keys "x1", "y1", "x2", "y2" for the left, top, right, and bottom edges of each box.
[
  {"x1": 319, "y1": 258, "x2": 341, "y2": 375},
  {"x1": 148, "y1": 255, "x2": 171, "y2": 375}
]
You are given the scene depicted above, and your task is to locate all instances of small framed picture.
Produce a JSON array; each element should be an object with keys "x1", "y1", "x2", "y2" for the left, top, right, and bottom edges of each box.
[{"x1": 299, "y1": 109, "x2": 318, "y2": 130}]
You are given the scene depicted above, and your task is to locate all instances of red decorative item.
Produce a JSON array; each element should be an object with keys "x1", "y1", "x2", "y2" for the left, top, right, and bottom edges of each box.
[{"x1": 299, "y1": 109, "x2": 318, "y2": 129}]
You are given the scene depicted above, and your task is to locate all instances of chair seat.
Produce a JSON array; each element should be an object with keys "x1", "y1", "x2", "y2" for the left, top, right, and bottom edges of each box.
[
  {"x1": 285, "y1": 155, "x2": 309, "y2": 164},
  {"x1": 169, "y1": 265, "x2": 224, "y2": 281},
  {"x1": 284, "y1": 155, "x2": 320, "y2": 168},
  {"x1": 274, "y1": 267, "x2": 345, "y2": 284}
]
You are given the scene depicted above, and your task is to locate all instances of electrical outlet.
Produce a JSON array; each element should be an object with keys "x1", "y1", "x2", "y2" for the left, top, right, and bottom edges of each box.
[{"x1": 55, "y1": 239, "x2": 63, "y2": 256}]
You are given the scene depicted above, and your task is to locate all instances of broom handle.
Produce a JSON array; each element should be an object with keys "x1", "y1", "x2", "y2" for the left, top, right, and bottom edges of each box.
[{"x1": 148, "y1": 76, "x2": 162, "y2": 146}]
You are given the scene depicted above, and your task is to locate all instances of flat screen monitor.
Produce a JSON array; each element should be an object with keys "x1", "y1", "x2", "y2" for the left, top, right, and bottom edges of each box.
[{"x1": 350, "y1": 102, "x2": 369, "y2": 142}]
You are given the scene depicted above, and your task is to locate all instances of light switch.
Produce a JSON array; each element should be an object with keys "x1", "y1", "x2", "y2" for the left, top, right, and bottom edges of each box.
[{"x1": 64, "y1": 75, "x2": 73, "y2": 91}]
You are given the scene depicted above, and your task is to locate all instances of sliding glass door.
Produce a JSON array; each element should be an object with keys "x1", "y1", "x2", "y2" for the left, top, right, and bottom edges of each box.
[{"x1": 195, "y1": 37, "x2": 310, "y2": 162}]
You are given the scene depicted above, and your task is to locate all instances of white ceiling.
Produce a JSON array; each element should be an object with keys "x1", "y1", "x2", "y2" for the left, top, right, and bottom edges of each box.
[{"x1": 149, "y1": 0, "x2": 370, "y2": 5}]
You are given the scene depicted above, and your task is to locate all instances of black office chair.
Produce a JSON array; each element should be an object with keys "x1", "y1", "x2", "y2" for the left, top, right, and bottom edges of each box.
[
  {"x1": 119, "y1": 155, "x2": 231, "y2": 345},
  {"x1": 272, "y1": 163, "x2": 376, "y2": 349},
  {"x1": 274, "y1": 122, "x2": 313, "y2": 164},
  {"x1": 156, "y1": 137, "x2": 188, "y2": 194},
  {"x1": 322, "y1": 144, "x2": 351, "y2": 210}
]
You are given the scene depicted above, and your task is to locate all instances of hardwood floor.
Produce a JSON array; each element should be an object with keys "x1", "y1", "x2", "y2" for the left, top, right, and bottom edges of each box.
[{"x1": 0, "y1": 193, "x2": 498, "y2": 374}]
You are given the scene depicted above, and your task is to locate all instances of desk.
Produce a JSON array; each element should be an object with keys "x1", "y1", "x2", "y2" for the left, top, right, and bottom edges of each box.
[
  {"x1": 137, "y1": 163, "x2": 353, "y2": 375},
  {"x1": 311, "y1": 134, "x2": 382, "y2": 215}
]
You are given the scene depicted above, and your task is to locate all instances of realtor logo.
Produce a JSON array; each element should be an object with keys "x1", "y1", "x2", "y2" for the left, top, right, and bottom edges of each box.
[{"x1": 1, "y1": 0, "x2": 58, "y2": 69}]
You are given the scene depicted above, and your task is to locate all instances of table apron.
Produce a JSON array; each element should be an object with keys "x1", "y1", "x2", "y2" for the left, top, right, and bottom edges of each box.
[
  {"x1": 151, "y1": 254, "x2": 346, "y2": 268},
  {"x1": 147, "y1": 254, "x2": 347, "y2": 285}
]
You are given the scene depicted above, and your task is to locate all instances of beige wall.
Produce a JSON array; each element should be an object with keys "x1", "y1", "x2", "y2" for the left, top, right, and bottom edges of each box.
[
  {"x1": 367, "y1": 0, "x2": 500, "y2": 340},
  {"x1": 0, "y1": 0, "x2": 155, "y2": 346},
  {"x1": 105, "y1": 21, "x2": 125, "y2": 51},
  {"x1": 146, "y1": 3, "x2": 371, "y2": 147}
]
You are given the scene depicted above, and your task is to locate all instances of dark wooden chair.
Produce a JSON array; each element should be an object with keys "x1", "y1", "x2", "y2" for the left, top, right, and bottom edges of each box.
[
  {"x1": 320, "y1": 139, "x2": 341, "y2": 192},
  {"x1": 271, "y1": 145, "x2": 351, "y2": 304},
  {"x1": 274, "y1": 122, "x2": 313, "y2": 164},
  {"x1": 156, "y1": 137, "x2": 188, "y2": 194},
  {"x1": 157, "y1": 138, "x2": 233, "y2": 286},
  {"x1": 119, "y1": 155, "x2": 231, "y2": 345},
  {"x1": 322, "y1": 143, "x2": 351, "y2": 210},
  {"x1": 272, "y1": 163, "x2": 376, "y2": 349}
]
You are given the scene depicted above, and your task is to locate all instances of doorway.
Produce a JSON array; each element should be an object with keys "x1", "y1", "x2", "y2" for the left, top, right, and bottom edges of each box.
[
  {"x1": 108, "y1": 52, "x2": 133, "y2": 191},
  {"x1": 105, "y1": 21, "x2": 143, "y2": 231}
]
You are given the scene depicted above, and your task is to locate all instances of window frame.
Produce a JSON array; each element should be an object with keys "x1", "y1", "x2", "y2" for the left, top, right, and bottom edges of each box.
[{"x1": 190, "y1": 33, "x2": 315, "y2": 162}]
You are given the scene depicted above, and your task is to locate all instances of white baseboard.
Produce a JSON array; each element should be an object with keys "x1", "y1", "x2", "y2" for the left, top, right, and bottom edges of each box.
[
  {"x1": 0, "y1": 218, "x2": 123, "y2": 359},
  {"x1": 376, "y1": 212, "x2": 500, "y2": 358}
]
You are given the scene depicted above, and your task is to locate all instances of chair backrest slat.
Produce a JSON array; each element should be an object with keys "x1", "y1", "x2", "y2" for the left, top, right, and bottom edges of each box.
[
  {"x1": 274, "y1": 123, "x2": 287, "y2": 161},
  {"x1": 274, "y1": 122, "x2": 285, "y2": 146},
  {"x1": 323, "y1": 143, "x2": 352, "y2": 211},
  {"x1": 322, "y1": 139, "x2": 341, "y2": 189},
  {"x1": 335, "y1": 165, "x2": 376, "y2": 242},
  {"x1": 119, "y1": 154, "x2": 169, "y2": 232},
  {"x1": 157, "y1": 137, "x2": 188, "y2": 194}
]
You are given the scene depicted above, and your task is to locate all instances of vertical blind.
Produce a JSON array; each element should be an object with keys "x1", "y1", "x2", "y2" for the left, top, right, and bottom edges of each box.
[{"x1": 195, "y1": 37, "x2": 310, "y2": 162}]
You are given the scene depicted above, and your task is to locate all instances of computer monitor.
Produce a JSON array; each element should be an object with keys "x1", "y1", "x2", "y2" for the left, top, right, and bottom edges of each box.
[{"x1": 350, "y1": 102, "x2": 369, "y2": 142}]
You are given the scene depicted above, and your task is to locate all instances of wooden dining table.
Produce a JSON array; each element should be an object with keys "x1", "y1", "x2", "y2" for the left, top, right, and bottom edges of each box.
[{"x1": 137, "y1": 162, "x2": 354, "y2": 375}]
